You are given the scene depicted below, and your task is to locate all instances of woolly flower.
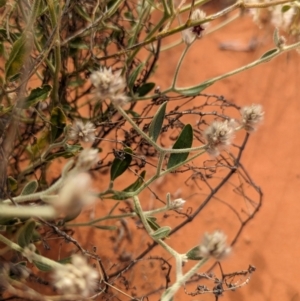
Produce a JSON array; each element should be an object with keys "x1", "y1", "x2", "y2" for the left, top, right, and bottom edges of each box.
[
  {"x1": 58, "y1": 173, "x2": 94, "y2": 211},
  {"x1": 90, "y1": 67, "x2": 129, "y2": 106},
  {"x1": 183, "y1": 9, "x2": 207, "y2": 45},
  {"x1": 198, "y1": 230, "x2": 231, "y2": 260},
  {"x1": 204, "y1": 120, "x2": 235, "y2": 157},
  {"x1": 52, "y1": 254, "x2": 99, "y2": 297},
  {"x1": 240, "y1": 104, "x2": 264, "y2": 132},
  {"x1": 271, "y1": 5, "x2": 295, "y2": 32},
  {"x1": 245, "y1": 0, "x2": 261, "y2": 26},
  {"x1": 69, "y1": 120, "x2": 96, "y2": 143},
  {"x1": 76, "y1": 148, "x2": 99, "y2": 172},
  {"x1": 171, "y1": 198, "x2": 186, "y2": 210}
]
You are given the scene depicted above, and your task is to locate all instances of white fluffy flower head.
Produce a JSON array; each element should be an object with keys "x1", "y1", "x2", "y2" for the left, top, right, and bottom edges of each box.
[
  {"x1": 183, "y1": 9, "x2": 207, "y2": 45},
  {"x1": 199, "y1": 230, "x2": 231, "y2": 260},
  {"x1": 204, "y1": 120, "x2": 235, "y2": 156},
  {"x1": 58, "y1": 173, "x2": 94, "y2": 209},
  {"x1": 69, "y1": 120, "x2": 96, "y2": 143},
  {"x1": 76, "y1": 148, "x2": 99, "y2": 172},
  {"x1": 171, "y1": 198, "x2": 186, "y2": 210},
  {"x1": 90, "y1": 67, "x2": 129, "y2": 106},
  {"x1": 52, "y1": 254, "x2": 99, "y2": 297},
  {"x1": 240, "y1": 104, "x2": 264, "y2": 132}
]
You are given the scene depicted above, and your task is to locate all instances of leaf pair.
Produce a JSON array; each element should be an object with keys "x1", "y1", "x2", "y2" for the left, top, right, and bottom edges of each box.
[{"x1": 148, "y1": 102, "x2": 193, "y2": 169}]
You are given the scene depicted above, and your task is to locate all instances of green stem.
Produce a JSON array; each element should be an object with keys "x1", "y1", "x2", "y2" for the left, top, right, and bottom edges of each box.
[
  {"x1": 67, "y1": 203, "x2": 171, "y2": 227},
  {"x1": 171, "y1": 44, "x2": 191, "y2": 88},
  {"x1": 132, "y1": 196, "x2": 178, "y2": 257},
  {"x1": 0, "y1": 205, "x2": 57, "y2": 219},
  {"x1": 176, "y1": 40, "x2": 300, "y2": 93},
  {"x1": 18, "y1": 138, "x2": 68, "y2": 180},
  {"x1": 47, "y1": 0, "x2": 61, "y2": 108},
  {"x1": 161, "y1": 257, "x2": 209, "y2": 301},
  {"x1": 0, "y1": 234, "x2": 62, "y2": 269}
]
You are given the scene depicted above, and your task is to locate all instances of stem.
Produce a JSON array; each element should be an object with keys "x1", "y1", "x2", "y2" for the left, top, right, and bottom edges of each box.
[
  {"x1": 161, "y1": 257, "x2": 209, "y2": 301},
  {"x1": 0, "y1": 234, "x2": 62, "y2": 269},
  {"x1": 172, "y1": 44, "x2": 191, "y2": 88},
  {"x1": 47, "y1": 0, "x2": 61, "y2": 108},
  {"x1": 176, "y1": 40, "x2": 300, "y2": 94},
  {"x1": 67, "y1": 204, "x2": 171, "y2": 227},
  {"x1": 0, "y1": 205, "x2": 57, "y2": 219},
  {"x1": 18, "y1": 138, "x2": 68, "y2": 179},
  {"x1": 132, "y1": 196, "x2": 178, "y2": 258}
]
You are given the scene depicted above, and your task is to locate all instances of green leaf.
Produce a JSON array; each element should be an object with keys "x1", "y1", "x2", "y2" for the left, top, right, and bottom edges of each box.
[
  {"x1": 125, "y1": 110, "x2": 140, "y2": 118},
  {"x1": 17, "y1": 220, "x2": 36, "y2": 248},
  {"x1": 21, "y1": 180, "x2": 38, "y2": 195},
  {"x1": 74, "y1": 5, "x2": 91, "y2": 22},
  {"x1": 50, "y1": 107, "x2": 67, "y2": 142},
  {"x1": 146, "y1": 216, "x2": 160, "y2": 231},
  {"x1": 26, "y1": 132, "x2": 48, "y2": 158},
  {"x1": 93, "y1": 225, "x2": 117, "y2": 230},
  {"x1": 46, "y1": 144, "x2": 82, "y2": 161},
  {"x1": 7, "y1": 176, "x2": 18, "y2": 192},
  {"x1": 24, "y1": 85, "x2": 52, "y2": 109},
  {"x1": 149, "y1": 102, "x2": 167, "y2": 142},
  {"x1": 128, "y1": 63, "x2": 144, "y2": 89},
  {"x1": 136, "y1": 82, "x2": 155, "y2": 97},
  {"x1": 5, "y1": 34, "x2": 29, "y2": 81},
  {"x1": 186, "y1": 245, "x2": 203, "y2": 260},
  {"x1": 260, "y1": 48, "x2": 278, "y2": 60},
  {"x1": 34, "y1": 257, "x2": 72, "y2": 272},
  {"x1": 0, "y1": 216, "x2": 18, "y2": 226},
  {"x1": 123, "y1": 170, "x2": 146, "y2": 192},
  {"x1": 179, "y1": 82, "x2": 212, "y2": 96},
  {"x1": 282, "y1": 5, "x2": 291, "y2": 12},
  {"x1": 151, "y1": 226, "x2": 171, "y2": 240},
  {"x1": 112, "y1": 171, "x2": 146, "y2": 200},
  {"x1": 58, "y1": 257, "x2": 72, "y2": 264},
  {"x1": 70, "y1": 39, "x2": 89, "y2": 50},
  {"x1": 167, "y1": 124, "x2": 193, "y2": 169},
  {"x1": 0, "y1": 0, "x2": 6, "y2": 8},
  {"x1": 110, "y1": 148, "x2": 132, "y2": 181},
  {"x1": 33, "y1": 260, "x2": 52, "y2": 272}
]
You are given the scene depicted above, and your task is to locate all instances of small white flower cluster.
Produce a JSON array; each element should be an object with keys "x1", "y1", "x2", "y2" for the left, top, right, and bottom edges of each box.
[
  {"x1": 171, "y1": 198, "x2": 186, "y2": 210},
  {"x1": 198, "y1": 230, "x2": 231, "y2": 260},
  {"x1": 240, "y1": 104, "x2": 264, "y2": 133},
  {"x1": 53, "y1": 149, "x2": 99, "y2": 215},
  {"x1": 58, "y1": 173, "x2": 95, "y2": 211},
  {"x1": 76, "y1": 148, "x2": 99, "y2": 172},
  {"x1": 90, "y1": 67, "x2": 129, "y2": 106},
  {"x1": 204, "y1": 120, "x2": 235, "y2": 157},
  {"x1": 52, "y1": 254, "x2": 99, "y2": 298},
  {"x1": 246, "y1": 0, "x2": 299, "y2": 38},
  {"x1": 69, "y1": 120, "x2": 96, "y2": 143},
  {"x1": 183, "y1": 9, "x2": 208, "y2": 45},
  {"x1": 271, "y1": 4, "x2": 296, "y2": 32},
  {"x1": 204, "y1": 104, "x2": 264, "y2": 157}
]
